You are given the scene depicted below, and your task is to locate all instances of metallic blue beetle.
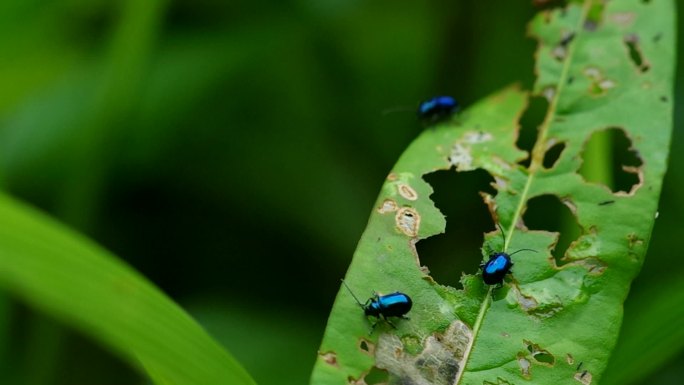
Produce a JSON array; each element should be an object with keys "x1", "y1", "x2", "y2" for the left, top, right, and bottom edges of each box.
[
  {"x1": 341, "y1": 280, "x2": 412, "y2": 332},
  {"x1": 480, "y1": 225, "x2": 536, "y2": 286},
  {"x1": 417, "y1": 96, "x2": 459, "y2": 123},
  {"x1": 481, "y1": 252, "x2": 514, "y2": 285}
]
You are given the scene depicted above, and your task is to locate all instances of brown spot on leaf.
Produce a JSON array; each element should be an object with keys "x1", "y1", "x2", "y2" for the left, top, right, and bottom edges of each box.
[
  {"x1": 574, "y1": 257, "x2": 607, "y2": 275},
  {"x1": 375, "y1": 321, "x2": 472, "y2": 385},
  {"x1": 513, "y1": 283, "x2": 565, "y2": 319},
  {"x1": 566, "y1": 353, "x2": 575, "y2": 365},
  {"x1": 583, "y1": 67, "x2": 617, "y2": 96},
  {"x1": 627, "y1": 233, "x2": 644, "y2": 249},
  {"x1": 517, "y1": 353, "x2": 532, "y2": 379},
  {"x1": 609, "y1": 12, "x2": 635, "y2": 26},
  {"x1": 574, "y1": 370, "x2": 592, "y2": 384},
  {"x1": 395, "y1": 207, "x2": 420, "y2": 237},
  {"x1": 397, "y1": 183, "x2": 418, "y2": 201},
  {"x1": 514, "y1": 287, "x2": 539, "y2": 311},
  {"x1": 542, "y1": 86, "x2": 556, "y2": 102},
  {"x1": 377, "y1": 199, "x2": 398, "y2": 214},
  {"x1": 448, "y1": 143, "x2": 473, "y2": 170},
  {"x1": 320, "y1": 351, "x2": 338, "y2": 367},
  {"x1": 463, "y1": 131, "x2": 493, "y2": 143}
]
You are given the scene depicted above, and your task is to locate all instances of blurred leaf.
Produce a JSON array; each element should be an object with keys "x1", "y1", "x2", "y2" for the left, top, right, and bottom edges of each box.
[
  {"x1": 601, "y1": 275, "x2": 684, "y2": 385},
  {"x1": 0, "y1": 192, "x2": 256, "y2": 385},
  {"x1": 187, "y1": 300, "x2": 321, "y2": 385},
  {"x1": 55, "y1": 0, "x2": 167, "y2": 228},
  {"x1": 0, "y1": 294, "x2": 9, "y2": 372},
  {"x1": 311, "y1": 0, "x2": 675, "y2": 384}
]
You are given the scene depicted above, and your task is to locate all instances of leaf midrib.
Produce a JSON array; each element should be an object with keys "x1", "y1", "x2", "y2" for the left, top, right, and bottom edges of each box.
[{"x1": 454, "y1": 2, "x2": 594, "y2": 383}]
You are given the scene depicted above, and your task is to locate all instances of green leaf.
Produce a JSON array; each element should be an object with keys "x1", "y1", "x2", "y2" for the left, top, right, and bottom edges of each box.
[
  {"x1": 601, "y1": 275, "x2": 684, "y2": 385},
  {"x1": 311, "y1": 1, "x2": 675, "y2": 384},
  {"x1": 0, "y1": 192, "x2": 256, "y2": 385}
]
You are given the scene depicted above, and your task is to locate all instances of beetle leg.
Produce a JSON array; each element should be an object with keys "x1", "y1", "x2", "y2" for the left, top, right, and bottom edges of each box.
[
  {"x1": 368, "y1": 322, "x2": 378, "y2": 335},
  {"x1": 382, "y1": 315, "x2": 397, "y2": 329}
]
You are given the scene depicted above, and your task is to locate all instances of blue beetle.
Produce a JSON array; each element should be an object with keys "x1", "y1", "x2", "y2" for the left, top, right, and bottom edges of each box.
[
  {"x1": 417, "y1": 96, "x2": 459, "y2": 124},
  {"x1": 480, "y1": 224, "x2": 536, "y2": 286},
  {"x1": 341, "y1": 280, "x2": 412, "y2": 332},
  {"x1": 481, "y1": 252, "x2": 514, "y2": 285}
]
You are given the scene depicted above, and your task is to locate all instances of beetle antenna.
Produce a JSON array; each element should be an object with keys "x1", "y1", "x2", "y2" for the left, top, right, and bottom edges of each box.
[
  {"x1": 341, "y1": 279, "x2": 364, "y2": 308},
  {"x1": 496, "y1": 223, "x2": 506, "y2": 251},
  {"x1": 381, "y1": 105, "x2": 414, "y2": 115},
  {"x1": 508, "y1": 248, "x2": 538, "y2": 257}
]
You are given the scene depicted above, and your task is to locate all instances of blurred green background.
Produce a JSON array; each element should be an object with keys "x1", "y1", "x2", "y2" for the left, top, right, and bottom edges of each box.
[{"x1": 0, "y1": 1, "x2": 681, "y2": 384}]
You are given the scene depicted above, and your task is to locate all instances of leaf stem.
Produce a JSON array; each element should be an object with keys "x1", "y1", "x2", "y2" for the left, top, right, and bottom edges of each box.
[
  {"x1": 456, "y1": 286, "x2": 493, "y2": 383},
  {"x1": 507, "y1": 0, "x2": 594, "y2": 249},
  {"x1": 457, "y1": 2, "x2": 595, "y2": 384}
]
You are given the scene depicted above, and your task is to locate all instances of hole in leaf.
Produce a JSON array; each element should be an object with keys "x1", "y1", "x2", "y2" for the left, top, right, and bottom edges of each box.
[
  {"x1": 517, "y1": 96, "x2": 549, "y2": 168},
  {"x1": 523, "y1": 195, "x2": 581, "y2": 265},
  {"x1": 417, "y1": 169, "x2": 495, "y2": 287},
  {"x1": 624, "y1": 34, "x2": 650, "y2": 72},
  {"x1": 363, "y1": 367, "x2": 389, "y2": 385},
  {"x1": 533, "y1": 351, "x2": 555, "y2": 365},
  {"x1": 579, "y1": 128, "x2": 642, "y2": 193},
  {"x1": 583, "y1": 67, "x2": 616, "y2": 96},
  {"x1": 583, "y1": 1, "x2": 604, "y2": 31},
  {"x1": 525, "y1": 340, "x2": 556, "y2": 365},
  {"x1": 552, "y1": 31, "x2": 575, "y2": 61},
  {"x1": 359, "y1": 338, "x2": 373, "y2": 354},
  {"x1": 543, "y1": 141, "x2": 565, "y2": 169}
]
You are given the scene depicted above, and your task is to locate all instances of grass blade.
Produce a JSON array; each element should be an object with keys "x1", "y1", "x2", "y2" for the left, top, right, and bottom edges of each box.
[{"x1": 0, "y1": 193, "x2": 256, "y2": 385}]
